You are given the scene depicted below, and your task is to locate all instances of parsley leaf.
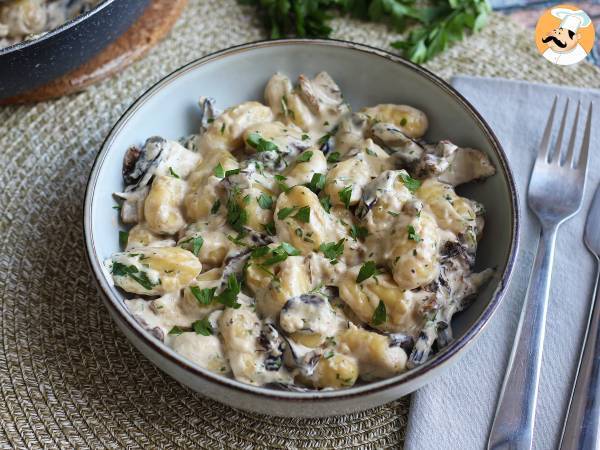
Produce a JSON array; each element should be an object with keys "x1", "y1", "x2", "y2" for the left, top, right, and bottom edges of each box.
[
  {"x1": 356, "y1": 260, "x2": 379, "y2": 284},
  {"x1": 407, "y1": 225, "x2": 421, "y2": 242},
  {"x1": 216, "y1": 274, "x2": 242, "y2": 309},
  {"x1": 297, "y1": 151, "x2": 313, "y2": 162},
  {"x1": 327, "y1": 151, "x2": 341, "y2": 163},
  {"x1": 319, "y1": 239, "x2": 345, "y2": 261},
  {"x1": 246, "y1": 132, "x2": 279, "y2": 152},
  {"x1": 226, "y1": 195, "x2": 248, "y2": 232},
  {"x1": 111, "y1": 261, "x2": 158, "y2": 290},
  {"x1": 293, "y1": 206, "x2": 311, "y2": 223},
  {"x1": 168, "y1": 167, "x2": 180, "y2": 179},
  {"x1": 251, "y1": 246, "x2": 270, "y2": 258},
  {"x1": 372, "y1": 300, "x2": 387, "y2": 326},
  {"x1": 180, "y1": 236, "x2": 204, "y2": 256},
  {"x1": 213, "y1": 163, "x2": 225, "y2": 178},
  {"x1": 350, "y1": 225, "x2": 368, "y2": 241},
  {"x1": 338, "y1": 185, "x2": 352, "y2": 209},
  {"x1": 225, "y1": 168, "x2": 241, "y2": 177},
  {"x1": 398, "y1": 172, "x2": 421, "y2": 193},
  {"x1": 192, "y1": 317, "x2": 214, "y2": 336},
  {"x1": 277, "y1": 206, "x2": 297, "y2": 220},
  {"x1": 306, "y1": 173, "x2": 326, "y2": 193},
  {"x1": 263, "y1": 221, "x2": 276, "y2": 236},
  {"x1": 257, "y1": 194, "x2": 274, "y2": 210},
  {"x1": 190, "y1": 286, "x2": 216, "y2": 306},
  {"x1": 168, "y1": 326, "x2": 184, "y2": 336},
  {"x1": 211, "y1": 199, "x2": 221, "y2": 214},
  {"x1": 119, "y1": 231, "x2": 128, "y2": 249},
  {"x1": 320, "y1": 195, "x2": 332, "y2": 213}
]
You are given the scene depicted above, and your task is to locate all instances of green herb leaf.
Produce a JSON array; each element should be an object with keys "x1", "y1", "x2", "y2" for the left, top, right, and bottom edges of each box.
[
  {"x1": 356, "y1": 260, "x2": 378, "y2": 283},
  {"x1": 168, "y1": 167, "x2": 180, "y2": 179},
  {"x1": 398, "y1": 172, "x2": 421, "y2": 193},
  {"x1": 372, "y1": 300, "x2": 387, "y2": 326},
  {"x1": 119, "y1": 231, "x2": 128, "y2": 249},
  {"x1": 297, "y1": 150, "x2": 314, "y2": 162},
  {"x1": 279, "y1": 242, "x2": 301, "y2": 256},
  {"x1": 319, "y1": 239, "x2": 345, "y2": 261},
  {"x1": 246, "y1": 132, "x2": 279, "y2": 152},
  {"x1": 277, "y1": 206, "x2": 297, "y2": 220},
  {"x1": 192, "y1": 317, "x2": 214, "y2": 336},
  {"x1": 320, "y1": 195, "x2": 332, "y2": 213},
  {"x1": 257, "y1": 194, "x2": 274, "y2": 210},
  {"x1": 213, "y1": 163, "x2": 225, "y2": 178},
  {"x1": 293, "y1": 206, "x2": 311, "y2": 223},
  {"x1": 327, "y1": 151, "x2": 341, "y2": 163},
  {"x1": 306, "y1": 173, "x2": 326, "y2": 193},
  {"x1": 263, "y1": 221, "x2": 276, "y2": 236},
  {"x1": 111, "y1": 261, "x2": 158, "y2": 290},
  {"x1": 190, "y1": 286, "x2": 216, "y2": 306},
  {"x1": 251, "y1": 246, "x2": 270, "y2": 258},
  {"x1": 338, "y1": 185, "x2": 352, "y2": 209},
  {"x1": 301, "y1": 134, "x2": 310, "y2": 141},
  {"x1": 168, "y1": 326, "x2": 184, "y2": 336},
  {"x1": 211, "y1": 199, "x2": 221, "y2": 214},
  {"x1": 407, "y1": 225, "x2": 421, "y2": 242},
  {"x1": 349, "y1": 225, "x2": 368, "y2": 241},
  {"x1": 225, "y1": 168, "x2": 241, "y2": 177},
  {"x1": 226, "y1": 195, "x2": 248, "y2": 232},
  {"x1": 216, "y1": 274, "x2": 242, "y2": 309}
]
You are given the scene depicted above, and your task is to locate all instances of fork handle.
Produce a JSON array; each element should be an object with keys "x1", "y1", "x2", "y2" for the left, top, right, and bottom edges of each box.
[
  {"x1": 560, "y1": 259, "x2": 600, "y2": 450},
  {"x1": 488, "y1": 225, "x2": 558, "y2": 450}
]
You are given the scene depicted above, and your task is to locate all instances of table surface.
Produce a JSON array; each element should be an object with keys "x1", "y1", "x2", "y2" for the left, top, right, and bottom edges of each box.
[{"x1": 0, "y1": 0, "x2": 598, "y2": 448}]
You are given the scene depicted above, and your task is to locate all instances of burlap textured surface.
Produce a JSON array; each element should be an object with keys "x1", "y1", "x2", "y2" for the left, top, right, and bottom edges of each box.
[{"x1": 0, "y1": 1, "x2": 598, "y2": 448}]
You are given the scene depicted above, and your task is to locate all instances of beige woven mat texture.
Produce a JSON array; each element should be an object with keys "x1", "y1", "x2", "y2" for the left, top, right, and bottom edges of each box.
[{"x1": 0, "y1": 1, "x2": 598, "y2": 448}]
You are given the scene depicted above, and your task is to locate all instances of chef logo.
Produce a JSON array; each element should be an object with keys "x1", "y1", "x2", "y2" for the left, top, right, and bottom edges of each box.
[{"x1": 535, "y1": 5, "x2": 595, "y2": 66}]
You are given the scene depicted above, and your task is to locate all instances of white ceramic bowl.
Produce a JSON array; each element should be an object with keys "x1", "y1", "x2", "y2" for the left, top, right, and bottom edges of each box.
[{"x1": 84, "y1": 39, "x2": 519, "y2": 417}]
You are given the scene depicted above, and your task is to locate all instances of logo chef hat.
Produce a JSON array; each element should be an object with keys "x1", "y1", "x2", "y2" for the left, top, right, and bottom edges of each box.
[{"x1": 551, "y1": 8, "x2": 592, "y2": 33}]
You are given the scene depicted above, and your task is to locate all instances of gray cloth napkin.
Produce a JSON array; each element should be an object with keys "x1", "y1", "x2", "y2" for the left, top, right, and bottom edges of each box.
[{"x1": 404, "y1": 76, "x2": 600, "y2": 450}]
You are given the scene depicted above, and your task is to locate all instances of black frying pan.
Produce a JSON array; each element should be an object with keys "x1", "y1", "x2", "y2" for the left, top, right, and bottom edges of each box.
[{"x1": 0, "y1": 0, "x2": 151, "y2": 100}]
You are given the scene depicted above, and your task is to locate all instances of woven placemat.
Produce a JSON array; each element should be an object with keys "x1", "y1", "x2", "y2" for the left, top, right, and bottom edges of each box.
[{"x1": 0, "y1": 1, "x2": 598, "y2": 448}]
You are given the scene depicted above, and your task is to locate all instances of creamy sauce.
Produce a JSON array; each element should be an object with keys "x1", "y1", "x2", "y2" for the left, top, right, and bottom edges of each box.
[{"x1": 107, "y1": 71, "x2": 496, "y2": 389}]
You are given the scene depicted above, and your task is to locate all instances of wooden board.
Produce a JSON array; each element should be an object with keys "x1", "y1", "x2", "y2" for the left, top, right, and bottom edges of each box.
[{"x1": 2, "y1": 0, "x2": 187, "y2": 104}]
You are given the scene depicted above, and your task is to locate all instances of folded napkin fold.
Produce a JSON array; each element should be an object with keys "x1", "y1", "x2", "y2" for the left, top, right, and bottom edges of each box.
[{"x1": 404, "y1": 76, "x2": 600, "y2": 450}]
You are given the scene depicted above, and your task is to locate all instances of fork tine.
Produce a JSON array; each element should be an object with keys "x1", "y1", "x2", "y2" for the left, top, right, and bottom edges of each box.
[
  {"x1": 553, "y1": 98, "x2": 571, "y2": 164},
  {"x1": 563, "y1": 101, "x2": 581, "y2": 166},
  {"x1": 575, "y1": 103, "x2": 593, "y2": 170},
  {"x1": 538, "y1": 96, "x2": 558, "y2": 162}
]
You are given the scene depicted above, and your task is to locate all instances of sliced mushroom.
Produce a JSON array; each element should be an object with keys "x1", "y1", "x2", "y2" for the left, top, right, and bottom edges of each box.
[
  {"x1": 280, "y1": 332, "x2": 321, "y2": 378},
  {"x1": 258, "y1": 322, "x2": 286, "y2": 372},
  {"x1": 198, "y1": 96, "x2": 219, "y2": 134},
  {"x1": 298, "y1": 72, "x2": 344, "y2": 115},
  {"x1": 369, "y1": 122, "x2": 425, "y2": 165}
]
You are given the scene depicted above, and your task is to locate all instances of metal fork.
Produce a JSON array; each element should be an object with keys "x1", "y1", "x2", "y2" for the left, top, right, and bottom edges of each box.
[{"x1": 488, "y1": 98, "x2": 593, "y2": 450}]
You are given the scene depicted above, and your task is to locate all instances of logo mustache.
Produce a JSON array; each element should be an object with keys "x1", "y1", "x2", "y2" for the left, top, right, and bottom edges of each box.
[{"x1": 542, "y1": 35, "x2": 567, "y2": 48}]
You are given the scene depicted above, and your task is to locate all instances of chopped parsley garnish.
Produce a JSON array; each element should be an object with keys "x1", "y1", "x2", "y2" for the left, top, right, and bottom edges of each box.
[
  {"x1": 387, "y1": 210, "x2": 400, "y2": 217},
  {"x1": 111, "y1": 261, "x2": 158, "y2": 290},
  {"x1": 119, "y1": 231, "x2": 128, "y2": 249},
  {"x1": 327, "y1": 151, "x2": 341, "y2": 163},
  {"x1": 112, "y1": 205, "x2": 122, "y2": 210},
  {"x1": 181, "y1": 236, "x2": 204, "y2": 256},
  {"x1": 190, "y1": 286, "x2": 216, "y2": 306},
  {"x1": 398, "y1": 172, "x2": 421, "y2": 193},
  {"x1": 306, "y1": 173, "x2": 326, "y2": 193},
  {"x1": 365, "y1": 148, "x2": 377, "y2": 156},
  {"x1": 216, "y1": 274, "x2": 242, "y2": 309},
  {"x1": 301, "y1": 134, "x2": 310, "y2": 141},
  {"x1": 280, "y1": 242, "x2": 301, "y2": 256},
  {"x1": 213, "y1": 163, "x2": 225, "y2": 178},
  {"x1": 407, "y1": 225, "x2": 421, "y2": 242},
  {"x1": 168, "y1": 326, "x2": 184, "y2": 336},
  {"x1": 400, "y1": 117, "x2": 408, "y2": 126},
  {"x1": 168, "y1": 167, "x2": 180, "y2": 179},
  {"x1": 320, "y1": 196, "x2": 332, "y2": 213},
  {"x1": 225, "y1": 168, "x2": 241, "y2": 177},
  {"x1": 296, "y1": 151, "x2": 313, "y2": 162},
  {"x1": 319, "y1": 239, "x2": 345, "y2": 262},
  {"x1": 324, "y1": 350, "x2": 335, "y2": 359},
  {"x1": 277, "y1": 206, "x2": 296, "y2": 220},
  {"x1": 210, "y1": 199, "x2": 221, "y2": 214},
  {"x1": 226, "y1": 195, "x2": 248, "y2": 232},
  {"x1": 372, "y1": 300, "x2": 387, "y2": 326},
  {"x1": 263, "y1": 221, "x2": 276, "y2": 236},
  {"x1": 293, "y1": 206, "x2": 311, "y2": 223},
  {"x1": 246, "y1": 132, "x2": 279, "y2": 152},
  {"x1": 257, "y1": 194, "x2": 273, "y2": 210},
  {"x1": 192, "y1": 317, "x2": 213, "y2": 336},
  {"x1": 251, "y1": 246, "x2": 270, "y2": 258},
  {"x1": 274, "y1": 174, "x2": 291, "y2": 192},
  {"x1": 338, "y1": 185, "x2": 352, "y2": 209},
  {"x1": 220, "y1": 123, "x2": 226, "y2": 135},
  {"x1": 350, "y1": 225, "x2": 368, "y2": 241},
  {"x1": 356, "y1": 260, "x2": 379, "y2": 284},
  {"x1": 227, "y1": 234, "x2": 248, "y2": 247}
]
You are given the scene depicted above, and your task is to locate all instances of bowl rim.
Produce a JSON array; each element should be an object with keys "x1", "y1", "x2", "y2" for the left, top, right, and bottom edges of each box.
[
  {"x1": 83, "y1": 38, "x2": 520, "y2": 402},
  {"x1": 0, "y1": 0, "x2": 113, "y2": 56}
]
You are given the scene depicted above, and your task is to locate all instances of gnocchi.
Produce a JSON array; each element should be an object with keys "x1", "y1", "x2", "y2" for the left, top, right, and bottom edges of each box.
[{"x1": 107, "y1": 71, "x2": 494, "y2": 391}]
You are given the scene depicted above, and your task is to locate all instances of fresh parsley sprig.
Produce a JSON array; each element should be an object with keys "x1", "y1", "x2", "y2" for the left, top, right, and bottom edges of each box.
[{"x1": 239, "y1": 0, "x2": 490, "y2": 63}]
